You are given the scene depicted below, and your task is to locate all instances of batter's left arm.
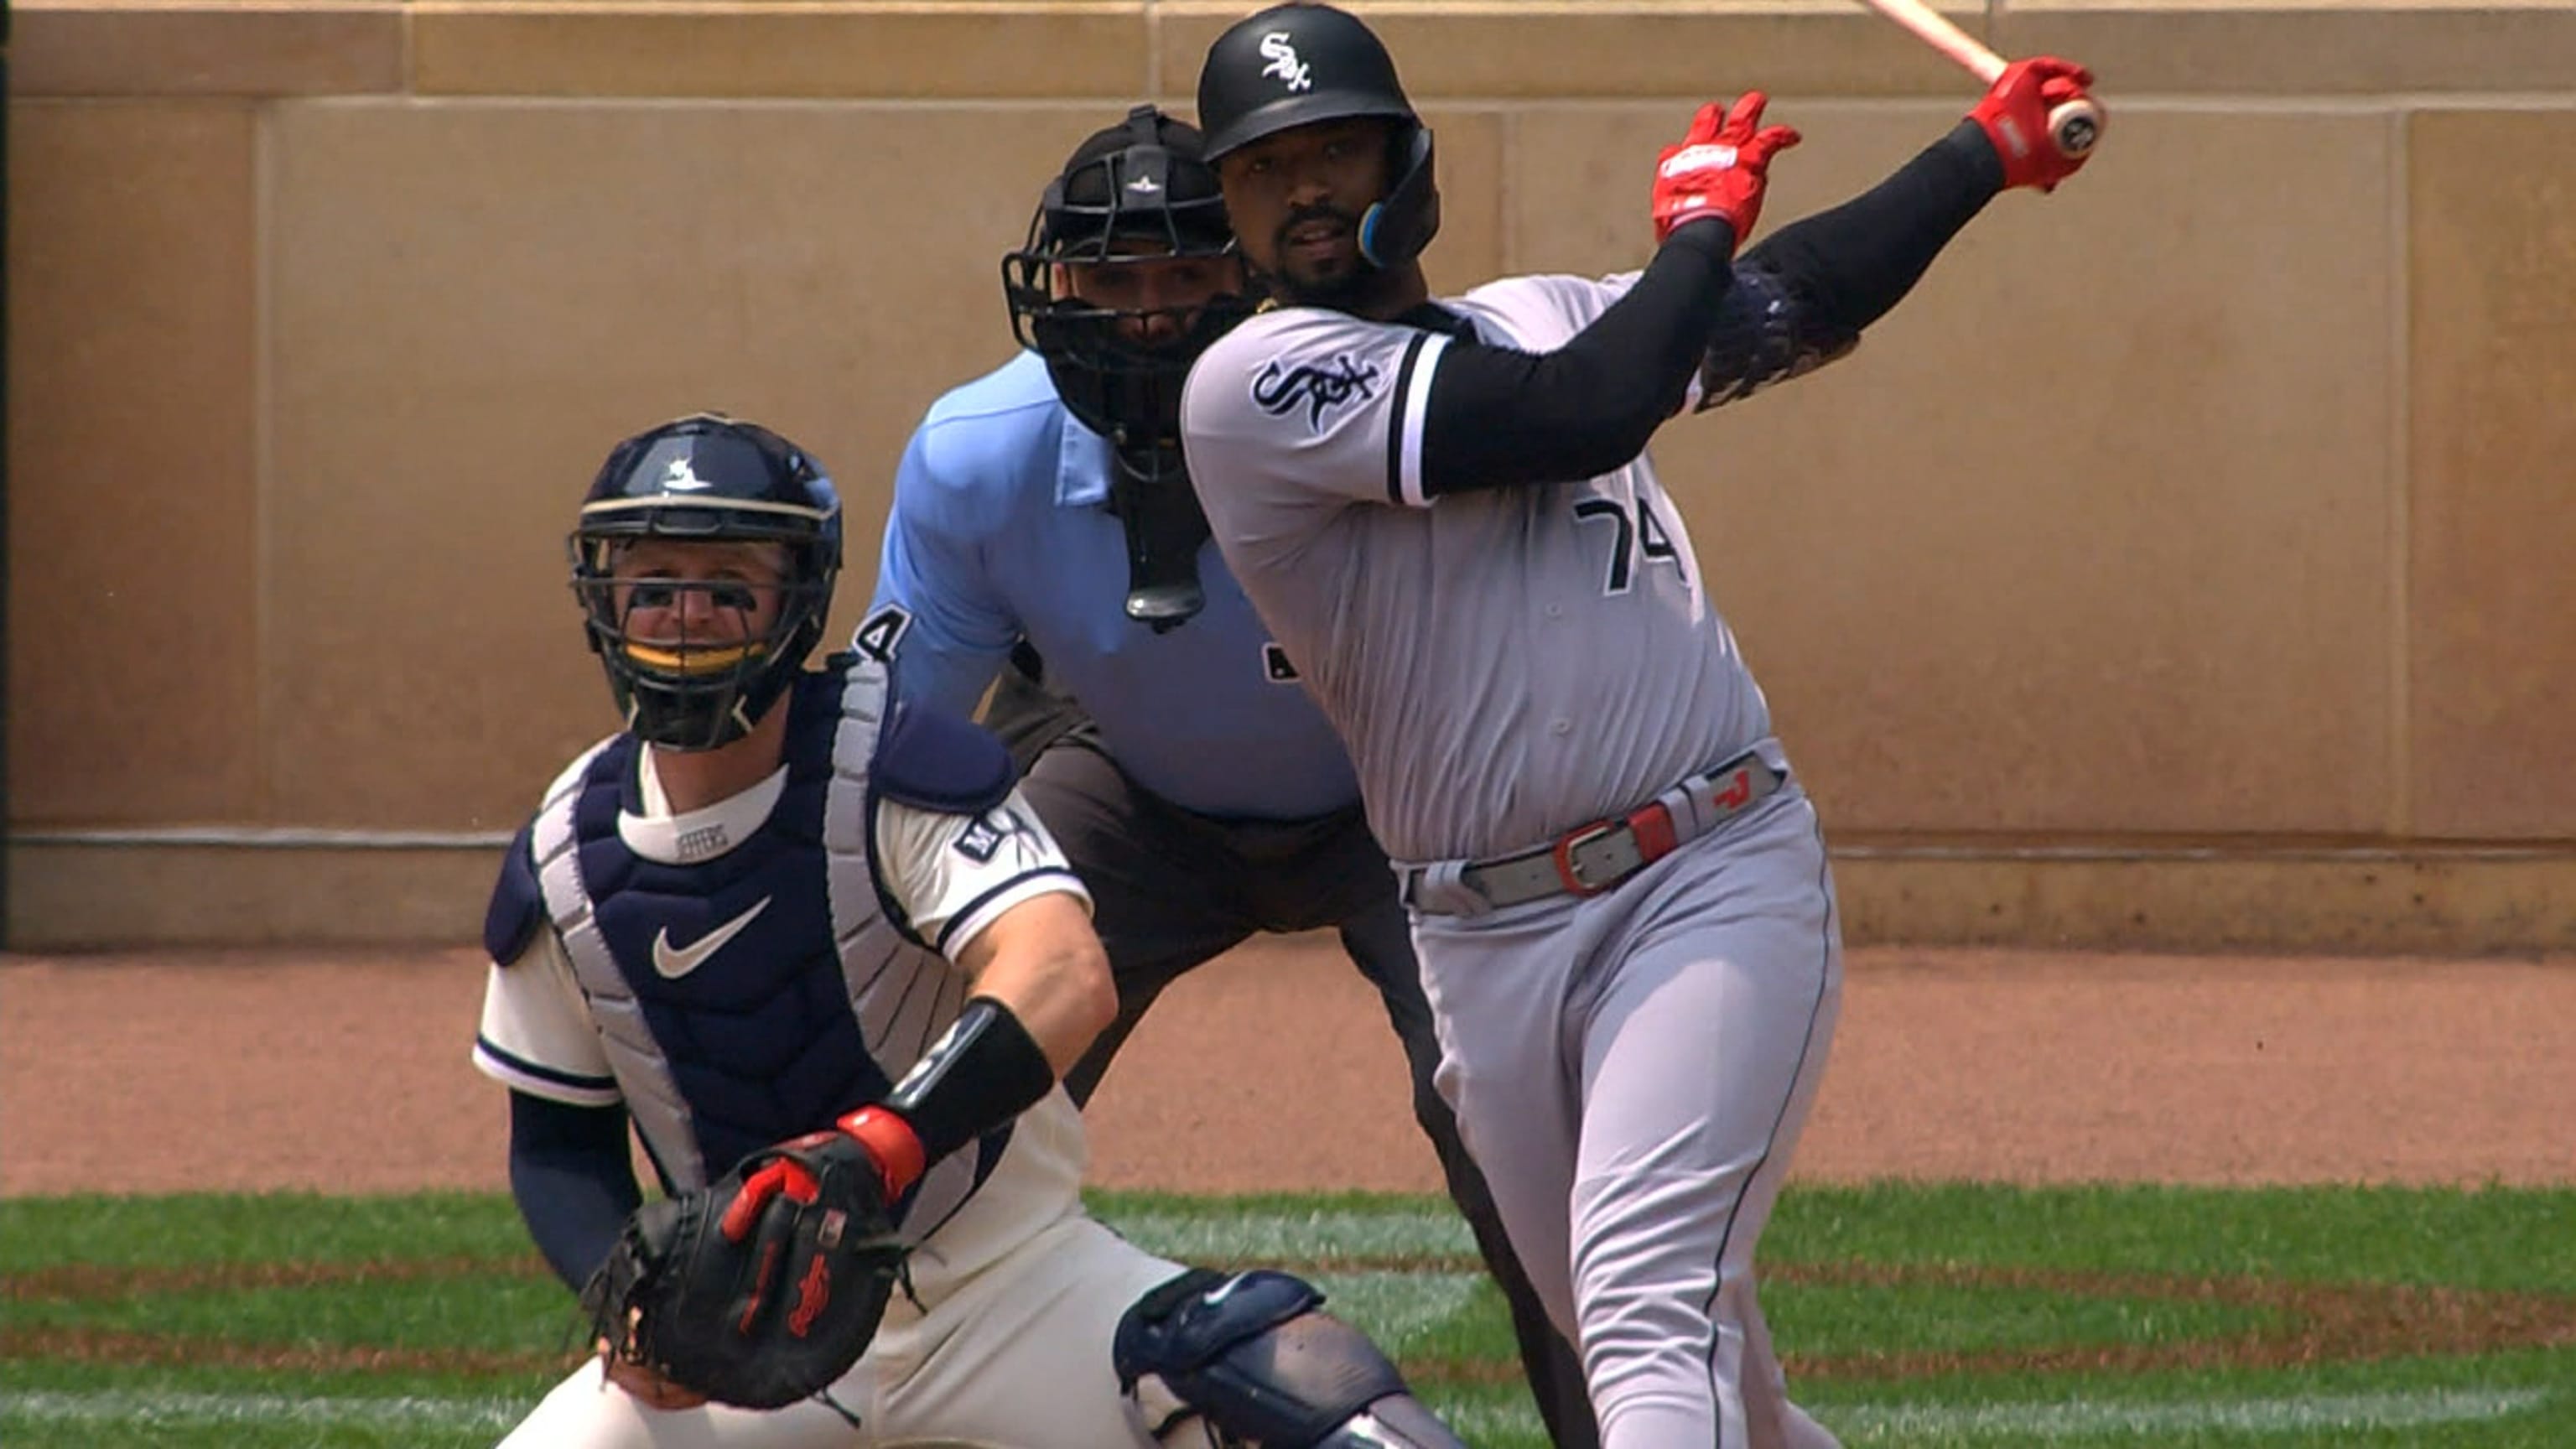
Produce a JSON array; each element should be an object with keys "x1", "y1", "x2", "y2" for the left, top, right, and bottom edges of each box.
[{"x1": 1696, "y1": 122, "x2": 2003, "y2": 410}]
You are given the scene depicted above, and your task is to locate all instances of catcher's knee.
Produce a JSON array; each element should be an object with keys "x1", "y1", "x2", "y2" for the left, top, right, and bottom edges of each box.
[{"x1": 1114, "y1": 1270, "x2": 1467, "y2": 1449}]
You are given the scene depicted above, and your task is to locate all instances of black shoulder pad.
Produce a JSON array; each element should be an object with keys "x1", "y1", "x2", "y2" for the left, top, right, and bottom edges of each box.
[
  {"x1": 483, "y1": 822, "x2": 547, "y2": 965},
  {"x1": 872, "y1": 700, "x2": 1018, "y2": 814}
]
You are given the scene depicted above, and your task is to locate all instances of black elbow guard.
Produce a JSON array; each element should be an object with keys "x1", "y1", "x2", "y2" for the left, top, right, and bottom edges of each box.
[{"x1": 1695, "y1": 266, "x2": 1861, "y2": 411}]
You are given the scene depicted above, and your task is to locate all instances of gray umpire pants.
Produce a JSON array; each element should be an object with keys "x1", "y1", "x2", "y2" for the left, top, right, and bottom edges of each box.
[{"x1": 982, "y1": 660, "x2": 1600, "y2": 1449}]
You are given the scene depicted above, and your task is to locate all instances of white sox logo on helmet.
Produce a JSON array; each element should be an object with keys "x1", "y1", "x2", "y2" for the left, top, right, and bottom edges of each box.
[{"x1": 1258, "y1": 32, "x2": 1313, "y2": 91}]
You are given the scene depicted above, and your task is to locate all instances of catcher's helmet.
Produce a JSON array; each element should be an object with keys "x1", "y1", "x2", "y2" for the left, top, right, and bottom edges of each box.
[
  {"x1": 569, "y1": 413, "x2": 842, "y2": 751},
  {"x1": 1003, "y1": 105, "x2": 1249, "y2": 448},
  {"x1": 1196, "y1": 1, "x2": 1440, "y2": 270}
]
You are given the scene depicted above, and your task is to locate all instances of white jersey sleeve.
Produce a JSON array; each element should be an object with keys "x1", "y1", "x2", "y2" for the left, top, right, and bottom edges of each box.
[
  {"x1": 1184, "y1": 275, "x2": 1671, "y2": 526},
  {"x1": 1182, "y1": 307, "x2": 1452, "y2": 515},
  {"x1": 1455, "y1": 270, "x2": 1637, "y2": 330},
  {"x1": 874, "y1": 784, "x2": 1089, "y2": 960},
  {"x1": 472, "y1": 932, "x2": 621, "y2": 1108}
]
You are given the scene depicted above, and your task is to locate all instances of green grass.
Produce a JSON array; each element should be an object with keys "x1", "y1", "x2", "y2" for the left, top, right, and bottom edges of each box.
[{"x1": 3, "y1": 1184, "x2": 2571, "y2": 1447}]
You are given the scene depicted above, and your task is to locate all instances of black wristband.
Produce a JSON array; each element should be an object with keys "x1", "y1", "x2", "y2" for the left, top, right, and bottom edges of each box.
[{"x1": 880, "y1": 995, "x2": 1057, "y2": 1168}]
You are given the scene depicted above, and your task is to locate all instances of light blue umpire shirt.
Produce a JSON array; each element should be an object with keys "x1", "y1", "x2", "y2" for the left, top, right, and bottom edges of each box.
[{"x1": 868, "y1": 349, "x2": 1363, "y2": 822}]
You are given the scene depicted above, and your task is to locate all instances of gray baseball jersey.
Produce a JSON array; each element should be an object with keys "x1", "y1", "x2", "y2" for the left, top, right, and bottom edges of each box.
[
  {"x1": 1179, "y1": 274, "x2": 1783, "y2": 865},
  {"x1": 1185, "y1": 273, "x2": 1846, "y2": 1448}
]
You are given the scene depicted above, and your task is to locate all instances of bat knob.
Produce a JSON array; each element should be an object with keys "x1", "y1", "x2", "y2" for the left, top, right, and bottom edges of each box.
[{"x1": 2046, "y1": 96, "x2": 2105, "y2": 159}]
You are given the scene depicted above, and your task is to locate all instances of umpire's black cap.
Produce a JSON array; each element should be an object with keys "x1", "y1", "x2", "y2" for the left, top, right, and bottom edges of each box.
[
  {"x1": 1048, "y1": 106, "x2": 1232, "y2": 254},
  {"x1": 1197, "y1": 2, "x2": 1419, "y2": 162}
]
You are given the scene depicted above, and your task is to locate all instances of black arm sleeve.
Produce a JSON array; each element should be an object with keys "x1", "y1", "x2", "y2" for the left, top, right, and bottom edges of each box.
[
  {"x1": 1415, "y1": 218, "x2": 1737, "y2": 496},
  {"x1": 506, "y1": 1091, "x2": 642, "y2": 1293},
  {"x1": 1746, "y1": 121, "x2": 2002, "y2": 339},
  {"x1": 1694, "y1": 122, "x2": 2002, "y2": 410}
]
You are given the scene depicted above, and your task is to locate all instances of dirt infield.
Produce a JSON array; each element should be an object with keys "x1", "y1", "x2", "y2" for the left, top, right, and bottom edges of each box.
[{"x1": 4, "y1": 939, "x2": 2572, "y2": 1197}]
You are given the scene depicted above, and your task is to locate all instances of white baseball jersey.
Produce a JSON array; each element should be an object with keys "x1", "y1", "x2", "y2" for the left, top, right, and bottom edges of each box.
[
  {"x1": 1180, "y1": 275, "x2": 1783, "y2": 865},
  {"x1": 474, "y1": 668, "x2": 1091, "y2": 1300}
]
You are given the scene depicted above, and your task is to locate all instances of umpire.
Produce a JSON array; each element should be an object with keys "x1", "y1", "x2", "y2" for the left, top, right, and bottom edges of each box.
[{"x1": 860, "y1": 106, "x2": 1599, "y2": 1448}]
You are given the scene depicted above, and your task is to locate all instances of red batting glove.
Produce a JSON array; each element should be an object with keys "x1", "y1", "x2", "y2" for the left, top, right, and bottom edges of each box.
[
  {"x1": 1652, "y1": 91, "x2": 1802, "y2": 247},
  {"x1": 1968, "y1": 56, "x2": 2099, "y2": 193}
]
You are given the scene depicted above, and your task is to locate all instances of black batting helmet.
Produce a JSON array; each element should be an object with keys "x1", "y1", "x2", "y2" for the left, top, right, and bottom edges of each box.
[
  {"x1": 1196, "y1": 1, "x2": 1440, "y2": 270},
  {"x1": 1003, "y1": 105, "x2": 1250, "y2": 448},
  {"x1": 569, "y1": 413, "x2": 842, "y2": 751}
]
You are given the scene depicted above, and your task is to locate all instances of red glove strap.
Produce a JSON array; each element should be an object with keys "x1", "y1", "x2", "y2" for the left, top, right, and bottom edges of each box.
[
  {"x1": 719, "y1": 1156, "x2": 821, "y2": 1243},
  {"x1": 838, "y1": 1105, "x2": 927, "y2": 1203}
]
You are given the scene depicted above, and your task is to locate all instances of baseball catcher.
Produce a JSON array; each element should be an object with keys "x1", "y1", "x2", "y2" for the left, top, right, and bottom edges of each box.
[{"x1": 476, "y1": 410, "x2": 1478, "y2": 1446}]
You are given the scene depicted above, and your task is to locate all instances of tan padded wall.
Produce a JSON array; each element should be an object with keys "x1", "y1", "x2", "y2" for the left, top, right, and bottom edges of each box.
[
  {"x1": 8, "y1": 101, "x2": 265, "y2": 825},
  {"x1": 8, "y1": 1, "x2": 2574, "y2": 948},
  {"x1": 2407, "y1": 109, "x2": 2576, "y2": 842},
  {"x1": 263, "y1": 100, "x2": 1112, "y2": 828}
]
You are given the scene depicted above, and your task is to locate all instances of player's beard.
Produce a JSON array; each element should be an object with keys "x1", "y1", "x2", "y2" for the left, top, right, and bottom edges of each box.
[{"x1": 1264, "y1": 206, "x2": 1400, "y2": 314}]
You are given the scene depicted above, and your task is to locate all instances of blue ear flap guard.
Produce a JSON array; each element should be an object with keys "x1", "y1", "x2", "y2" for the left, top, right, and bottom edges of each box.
[{"x1": 1358, "y1": 127, "x2": 1440, "y2": 271}]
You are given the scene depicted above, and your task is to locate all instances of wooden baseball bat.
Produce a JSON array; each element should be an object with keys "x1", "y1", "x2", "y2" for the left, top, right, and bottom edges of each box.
[{"x1": 1857, "y1": 0, "x2": 2103, "y2": 159}]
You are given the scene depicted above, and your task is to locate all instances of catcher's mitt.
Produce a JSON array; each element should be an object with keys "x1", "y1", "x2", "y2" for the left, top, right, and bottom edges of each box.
[{"x1": 582, "y1": 1131, "x2": 909, "y2": 1410}]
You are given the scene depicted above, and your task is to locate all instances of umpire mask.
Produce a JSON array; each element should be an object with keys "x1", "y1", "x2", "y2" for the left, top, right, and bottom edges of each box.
[
  {"x1": 1003, "y1": 105, "x2": 1252, "y2": 451},
  {"x1": 1005, "y1": 106, "x2": 1251, "y2": 631}
]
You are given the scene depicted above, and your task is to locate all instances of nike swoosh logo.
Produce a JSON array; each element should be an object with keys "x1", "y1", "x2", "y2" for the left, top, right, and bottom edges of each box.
[{"x1": 651, "y1": 896, "x2": 772, "y2": 979}]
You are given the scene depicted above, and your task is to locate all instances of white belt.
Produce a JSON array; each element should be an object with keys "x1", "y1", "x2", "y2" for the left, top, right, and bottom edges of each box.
[{"x1": 1397, "y1": 752, "x2": 1784, "y2": 917}]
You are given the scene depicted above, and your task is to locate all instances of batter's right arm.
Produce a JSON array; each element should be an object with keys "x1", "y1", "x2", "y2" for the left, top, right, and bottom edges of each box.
[
  {"x1": 1692, "y1": 126, "x2": 1996, "y2": 411},
  {"x1": 1410, "y1": 95, "x2": 1797, "y2": 496},
  {"x1": 1696, "y1": 61, "x2": 2096, "y2": 411}
]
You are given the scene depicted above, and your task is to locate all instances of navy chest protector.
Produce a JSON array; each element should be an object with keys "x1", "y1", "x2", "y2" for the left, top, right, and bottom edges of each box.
[
  {"x1": 485, "y1": 659, "x2": 1026, "y2": 1205},
  {"x1": 572, "y1": 678, "x2": 890, "y2": 1181}
]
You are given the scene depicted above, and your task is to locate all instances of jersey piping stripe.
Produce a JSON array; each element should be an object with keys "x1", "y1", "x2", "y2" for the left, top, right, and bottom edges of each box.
[
  {"x1": 932, "y1": 866, "x2": 1087, "y2": 955},
  {"x1": 1384, "y1": 331, "x2": 1449, "y2": 507},
  {"x1": 472, "y1": 1037, "x2": 621, "y2": 1103}
]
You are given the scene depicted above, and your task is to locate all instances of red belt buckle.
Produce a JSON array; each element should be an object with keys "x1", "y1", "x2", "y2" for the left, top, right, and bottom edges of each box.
[
  {"x1": 1550, "y1": 822, "x2": 1620, "y2": 896},
  {"x1": 1550, "y1": 802, "x2": 1680, "y2": 897}
]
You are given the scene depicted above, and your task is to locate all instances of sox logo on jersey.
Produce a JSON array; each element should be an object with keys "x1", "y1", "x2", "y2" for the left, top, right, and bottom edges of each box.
[{"x1": 1250, "y1": 353, "x2": 1378, "y2": 428}]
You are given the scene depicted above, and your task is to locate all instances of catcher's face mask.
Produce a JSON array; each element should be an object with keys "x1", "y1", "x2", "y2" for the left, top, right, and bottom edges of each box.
[{"x1": 569, "y1": 414, "x2": 843, "y2": 752}]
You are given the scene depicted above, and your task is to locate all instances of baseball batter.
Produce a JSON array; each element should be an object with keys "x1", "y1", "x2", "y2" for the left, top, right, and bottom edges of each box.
[
  {"x1": 475, "y1": 413, "x2": 1476, "y2": 1448},
  {"x1": 1177, "y1": 6, "x2": 2101, "y2": 1446},
  {"x1": 870, "y1": 104, "x2": 1594, "y2": 1446}
]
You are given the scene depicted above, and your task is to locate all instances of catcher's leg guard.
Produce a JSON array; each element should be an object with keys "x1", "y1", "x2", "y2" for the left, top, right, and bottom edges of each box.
[{"x1": 1114, "y1": 1269, "x2": 1471, "y2": 1449}]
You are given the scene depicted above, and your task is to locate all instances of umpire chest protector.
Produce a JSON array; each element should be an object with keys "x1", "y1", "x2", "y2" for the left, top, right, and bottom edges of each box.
[{"x1": 494, "y1": 656, "x2": 1016, "y2": 1213}]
